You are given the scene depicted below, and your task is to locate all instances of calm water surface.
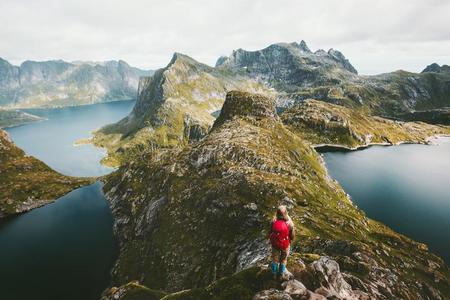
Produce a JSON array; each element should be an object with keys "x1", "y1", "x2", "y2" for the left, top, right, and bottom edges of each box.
[
  {"x1": 6, "y1": 100, "x2": 135, "y2": 177},
  {"x1": 1, "y1": 100, "x2": 134, "y2": 300},
  {"x1": 0, "y1": 183, "x2": 116, "y2": 300},
  {"x1": 321, "y1": 138, "x2": 450, "y2": 263}
]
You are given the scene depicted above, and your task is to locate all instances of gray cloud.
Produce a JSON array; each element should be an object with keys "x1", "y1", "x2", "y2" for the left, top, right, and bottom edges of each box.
[{"x1": 1, "y1": 0, "x2": 449, "y2": 74}]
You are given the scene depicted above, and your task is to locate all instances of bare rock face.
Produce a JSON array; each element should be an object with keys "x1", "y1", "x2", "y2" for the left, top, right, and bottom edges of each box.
[
  {"x1": 253, "y1": 289, "x2": 294, "y2": 300},
  {"x1": 422, "y1": 63, "x2": 450, "y2": 74},
  {"x1": 212, "y1": 91, "x2": 278, "y2": 129},
  {"x1": 254, "y1": 257, "x2": 367, "y2": 300},
  {"x1": 216, "y1": 41, "x2": 358, "y2": 89},
  {"x1": 0, "y1": 57, "x2": 151, "y2": 107},
  {"x1": 281, "y1": 279, "x2": 308, "y2": 298},
  {"x1": 309, "y1": 257, "x2": 364, "y2": 300}
]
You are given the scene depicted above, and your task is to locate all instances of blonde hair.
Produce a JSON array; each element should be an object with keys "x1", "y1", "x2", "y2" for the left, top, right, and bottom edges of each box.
[{"x1": 274, "y1": 205, "x2": 290, "y2": 221}]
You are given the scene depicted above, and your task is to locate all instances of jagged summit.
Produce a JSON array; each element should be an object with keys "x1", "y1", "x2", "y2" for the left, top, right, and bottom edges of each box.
[
  {"x1": 327, "y1": 48, "x2": 358, "y2": 74},
  {"x1": 298, "y1": 39, "x2": 311, "y2": 52},
  {"x1": 212, "y1": 91, "x2": 277, "y2": 129},
  {"x1": 214, "y1": 55, "x2": 228, "y2": 67},
  {"x1": 215, "y1": 40, "x2": 358, "y2": 89},
  {"x1": 422, "y1": 63, "x2": 450, "y2": 73},
  {"x1": 169, "y1": 52, "x2": 197, "y2": 65}
]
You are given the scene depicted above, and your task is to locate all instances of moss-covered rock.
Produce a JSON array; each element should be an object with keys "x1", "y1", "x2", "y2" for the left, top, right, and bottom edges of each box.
[{"x1": 281, "y1": 99, "x2": 450, "y2": 149}]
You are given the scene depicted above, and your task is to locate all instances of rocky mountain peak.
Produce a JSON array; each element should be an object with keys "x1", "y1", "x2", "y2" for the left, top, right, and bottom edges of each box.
[
  {"x1": 327, "y1": 48, "x2": 358, "y2": 74},
  {"x1": 169, "y1": 52, "x2": 198, "y2": 66},
  {"x1": 0, "y1": 57, "x2": 13, "y2": 66},
  {"x1": 215, "y1": 55, "x2": 228, "y2": 67},
  {"x1": 422, "y1": 63, "x2": 450, "y2": 73},
  {"x1": 298, "y1": 39, "x2": 312, "y2": 53},
  {"x1": 212, "y1": 91, "x2": 277, "y2": 128}
]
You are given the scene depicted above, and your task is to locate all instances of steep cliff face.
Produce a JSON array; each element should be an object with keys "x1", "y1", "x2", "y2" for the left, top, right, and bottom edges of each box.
[
  {"x1": 216, "y1": 41, "x2": 357, "y2": 92},
  {"x1": 0, "y1": 58, "x2": 151, "y2": 108},
  {"x1": 102, "y1": 92, "x2": 449, "y2": 299},
  {"x1": 0, "y1": 129, "x2": 92, "y2": 217},
  {"x1": 93, "y1": 53, "x2": 272, "y2": 166}
]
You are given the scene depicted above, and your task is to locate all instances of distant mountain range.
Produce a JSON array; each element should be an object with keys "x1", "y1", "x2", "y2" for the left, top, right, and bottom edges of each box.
[
  {"x1": 93, "y1": 41, "x2": 450, "y2": 165},
  {"x1": 0, "y1": 58, "x2": 153, "y2": 108}
]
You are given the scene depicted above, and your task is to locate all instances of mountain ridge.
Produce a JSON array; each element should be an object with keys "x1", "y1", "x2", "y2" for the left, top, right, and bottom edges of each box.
[
  {"x1": 92, "y1": 41, "x2": 450, "y2": 166},
  {"x1": 92, "y1": 52, "x2": 273, "y2": 166},
  {"x1": 0, "y1": 57, "x2": 152, "y2": 108}
]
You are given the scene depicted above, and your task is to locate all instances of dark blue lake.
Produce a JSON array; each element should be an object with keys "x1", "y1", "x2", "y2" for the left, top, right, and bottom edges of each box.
[
  {"x1": 1, "y1": 100, "x2": 134, "y2": 300},
  {"x1": 0, "y1": 182, "x2": 116, "y2": 300},
  {"x1": 321, "y1": 138, "x2": 450, "y2": 263}
]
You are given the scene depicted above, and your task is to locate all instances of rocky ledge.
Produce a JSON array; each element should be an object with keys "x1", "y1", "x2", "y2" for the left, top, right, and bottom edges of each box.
[{"x1": 103, "y1": 255, "x2": 373, "y2": 300}]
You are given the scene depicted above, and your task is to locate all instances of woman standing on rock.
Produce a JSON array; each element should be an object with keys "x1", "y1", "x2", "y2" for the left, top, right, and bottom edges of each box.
[{"x1": 269, "y1": 205, "x2": 295, "y2": 278}]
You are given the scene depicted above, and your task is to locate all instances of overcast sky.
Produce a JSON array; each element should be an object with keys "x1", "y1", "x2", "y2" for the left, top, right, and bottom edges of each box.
[{"x1": 1, "y1": 0, "x2": 449, "y2": 74}]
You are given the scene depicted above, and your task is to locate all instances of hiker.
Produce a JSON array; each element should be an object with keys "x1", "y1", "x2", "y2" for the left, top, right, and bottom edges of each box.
[{"x1": 269, "y1": 205, "x2": 295, "y2": 277}]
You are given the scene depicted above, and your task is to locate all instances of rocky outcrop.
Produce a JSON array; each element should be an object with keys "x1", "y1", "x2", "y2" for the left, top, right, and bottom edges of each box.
[
  {"x1": 0, "y1": 58, "x2": 151, "y2": 108},
  {"x1": 212, "y1": 91, "x2": 278, "y2": 129},
  {"x1": 103, "y1": 256, "x2": 358, "y2": 300},
  {"x1": 0, "y1": 129, "x2": 92, "y2": 217},
  {"x1": 102, "y1": 252, "x2": 447, "y2": 300},
  {"x1": 281, "y1": 99, "x2": 450, "y2": 149},
  {"x1": 102, "y1": 91, "x2": 450, "y2": 299},
  {"x1": 422, "y1": 63, "x2": 450, "y2": 74}
]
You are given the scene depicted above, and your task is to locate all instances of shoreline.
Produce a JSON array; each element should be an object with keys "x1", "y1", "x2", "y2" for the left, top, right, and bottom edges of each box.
[
  {"x1": 1, "y1": 118, "x2": 46, "y2": 129},
  {"x1": 313, "y1": 134, "x2": 450, "y2": 153},
  {"x1": 314, "y1": 134, "x2": 450, "y2": 208},
  {"x1": 7, "y1": 98, "x2": 136, "y2": 110}
]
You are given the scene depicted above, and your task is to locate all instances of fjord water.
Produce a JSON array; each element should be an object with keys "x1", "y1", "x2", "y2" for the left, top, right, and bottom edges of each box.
[
  {"x1": 6, "y1": 100, "x2": 135, "y2": 177},
  {"x1": 0, "y1": 101, "x2": 135, "y2": 300},
  {"x1": 0, "y1": 182, "x2": 116, "y2": 300},
  {"x1": 321, "y1": 138, "x2": 450, "y2": 263}
]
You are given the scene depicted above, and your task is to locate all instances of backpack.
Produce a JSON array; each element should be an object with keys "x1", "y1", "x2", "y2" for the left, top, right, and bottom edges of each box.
[{"x1": 270, "y1": 219, "x2": 290, "y2": 250}]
